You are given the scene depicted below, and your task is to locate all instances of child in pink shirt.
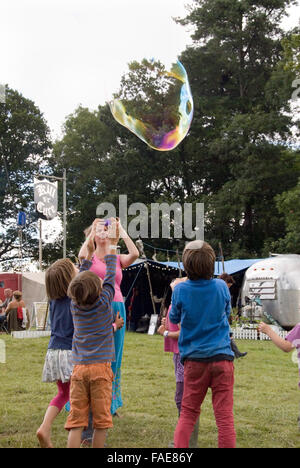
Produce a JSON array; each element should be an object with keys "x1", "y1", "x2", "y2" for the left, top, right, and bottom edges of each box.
[
  {"x1": 158, "y1": 303, "x2": 199, "y2": 447},
  {"x1": 258, "y1": 321, "x2": 300, "y2": 432},
  {"x1": 158, "y1": 306, "x2": 184, "y2": 414}
]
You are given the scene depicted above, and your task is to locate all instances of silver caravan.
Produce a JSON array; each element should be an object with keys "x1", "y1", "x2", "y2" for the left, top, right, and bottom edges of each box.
[{"x1": 241, "y1": 254, "x2": 300, "y2": 329}]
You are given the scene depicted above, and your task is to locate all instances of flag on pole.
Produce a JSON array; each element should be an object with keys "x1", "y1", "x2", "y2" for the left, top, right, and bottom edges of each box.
[{"x1": 34, "y1": 178, "x2": 58, "y2": 220}]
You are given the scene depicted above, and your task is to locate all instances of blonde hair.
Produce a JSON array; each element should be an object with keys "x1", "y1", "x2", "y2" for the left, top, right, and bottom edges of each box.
[
  {"x1": 84, "y1": 224, "x2": 97, "y2": 249},
  {"x1": 45, "y1": 258, "x2": 76, "y2": 300},
  {"x1": 84, "y1": 224, "x2": 92, "y2": 238},
  {"x1": 13, "y1": 290, "x2": 22, "y2": 301}
]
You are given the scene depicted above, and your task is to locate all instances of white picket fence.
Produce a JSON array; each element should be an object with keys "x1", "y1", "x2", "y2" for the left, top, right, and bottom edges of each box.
[
  {"x1": 10, "y1": 327, "x2": 287, "y2": 341},
  {"x1": 232, "y1": 327, "x2": 287, "y2": 341},
  {"x1": 11, "y1": 330, "x2": 51, "y2": 339}
]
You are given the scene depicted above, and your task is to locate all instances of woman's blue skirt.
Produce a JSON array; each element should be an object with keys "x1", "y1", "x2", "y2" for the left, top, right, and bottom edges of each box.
[{"x1": 111, "y1": 301, "x2": 126, "y2": 415}]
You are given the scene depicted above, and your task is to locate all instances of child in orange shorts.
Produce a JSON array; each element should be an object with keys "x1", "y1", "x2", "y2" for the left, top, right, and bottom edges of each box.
[{"x1": 65, "y1": 219, "x2": 119, "y2": 448}]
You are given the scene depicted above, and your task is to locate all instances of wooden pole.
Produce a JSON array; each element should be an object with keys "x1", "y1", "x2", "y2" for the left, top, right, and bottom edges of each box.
[
  {"x1": 39, "y1": 219, "x2": 42, "y2": 270},
  {"x1": 219, "y1": 242, "x2": 225, "y2": 273},
  {"x1": 63, "y1": 168, "x2": 67, "y2": 258},
  {"x1": 176, "y1": 248, "x2": 182, "y2": 277}
]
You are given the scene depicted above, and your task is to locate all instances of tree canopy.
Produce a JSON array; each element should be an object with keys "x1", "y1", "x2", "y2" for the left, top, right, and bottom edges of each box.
[
  {"x1": 49, "y1": 0, "x2": 300, "y2": 261},
  {"x1": 1, "y1": 0, "x2": 299, "y2": 267},
  {"x1": 0, "y1": 87, "x2": 51, "y2": 266}
]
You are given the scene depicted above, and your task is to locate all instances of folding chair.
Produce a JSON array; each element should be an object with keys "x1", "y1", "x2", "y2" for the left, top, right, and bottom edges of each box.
[{"x1": 0, "y1": 317, "x2": 9, "y2": 334}]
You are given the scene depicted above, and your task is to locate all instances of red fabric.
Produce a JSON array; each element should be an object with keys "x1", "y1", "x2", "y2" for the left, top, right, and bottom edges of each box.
[
  {"x1": 174, "y1": 360, "x2": 236, "y2": 448},
  {"x1": 17, "y1": 307, "x2": 23, "y2": 320}
]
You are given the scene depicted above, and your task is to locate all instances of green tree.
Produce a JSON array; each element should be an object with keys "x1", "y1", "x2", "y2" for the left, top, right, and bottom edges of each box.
[
  {"x1": 270, "y1": 172, "x2": 300, "y2": 253},
  {"x1": 176, "y1": 0, "x2": 299, "y2": 257},
  {"x1": 51, "y1": 0, "x2": 300, "y2": 262},
  {"x1": 282, "y1": 30, "x2": 300, "y2": 73},
  {"x1": 0, "y1": 87, "x2": 51, "y2": 266}
]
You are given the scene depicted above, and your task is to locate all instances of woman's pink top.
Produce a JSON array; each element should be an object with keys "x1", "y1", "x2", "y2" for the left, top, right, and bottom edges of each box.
[
  {"x1": 90, "y1": 254, "x2": 123, "y2": 302},
  {"x1": 164, "y1": 305, "x2": 179, "y2": 354}
]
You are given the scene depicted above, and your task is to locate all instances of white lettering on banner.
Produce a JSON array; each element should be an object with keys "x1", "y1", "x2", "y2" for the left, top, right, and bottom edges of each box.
[
  {"x1": 36, "y1": 202, "x2": 57, "y2": 219},
  {"x1": 34, "y1": 178, "x2": 58, "y2": 220}
]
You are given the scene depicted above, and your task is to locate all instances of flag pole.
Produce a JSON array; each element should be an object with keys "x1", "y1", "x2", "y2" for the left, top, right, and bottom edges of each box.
[
  {"x1": 39, "y1": 218, "x2": 42, "y2": 270},
  {"x1": 63, "y1": 169, "x2": 67, "y2": 259}
]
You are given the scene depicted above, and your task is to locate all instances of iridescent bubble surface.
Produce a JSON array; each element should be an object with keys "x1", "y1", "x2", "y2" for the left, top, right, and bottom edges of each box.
[{"x1": 109, "y1": 59, "x2": 194, "y2": 151}]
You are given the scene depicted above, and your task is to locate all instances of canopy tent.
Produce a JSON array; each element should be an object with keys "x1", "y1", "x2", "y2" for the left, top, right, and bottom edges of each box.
[
  {"x1": 121, "y1": 259, "x2": 184, "y2": 332},
  {"x1": 21, "y1": 272, "x2": 47, "y2": 322},
  {"x1": 0, "y1": 271, "x2": 47, "y2": 326},
  {"x1": 213, "y1": 259, "x2": 264, "y2": 276},
  {"x1": 121, "y1": 258, "x2": 265, "y2": 330},
  {"x1": 160, "y1": 259, "x2": 264, "y2": 276}
]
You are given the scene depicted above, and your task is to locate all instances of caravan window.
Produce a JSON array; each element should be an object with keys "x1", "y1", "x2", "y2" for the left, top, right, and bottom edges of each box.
[
  {"x1": 0, "y1": 282, "x2": 4, "y2": 288},
  {"x1": 249, "y1": 280, "x2": 276, "y2": 300}
]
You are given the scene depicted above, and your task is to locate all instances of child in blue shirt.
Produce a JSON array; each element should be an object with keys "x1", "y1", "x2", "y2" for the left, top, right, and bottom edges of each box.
[
  {"x1": 169, "y1": 240, "x2": 236, "y2": 448},
  {"x1": 37, "y1": 258, "x2": 77, "y2": 448}
]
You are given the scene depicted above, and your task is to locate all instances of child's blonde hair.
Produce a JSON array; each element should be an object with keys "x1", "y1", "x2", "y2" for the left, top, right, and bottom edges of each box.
[{"x1": 45, "y1": 259, "x2": 76, "y2": 300}]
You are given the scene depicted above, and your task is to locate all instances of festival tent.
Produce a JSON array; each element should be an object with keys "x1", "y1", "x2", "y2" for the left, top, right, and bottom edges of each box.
[
  {"x1": 160, "y1": 259, "x2": 264, "y2": 276},
  {"x1": 121, "y1": 259, "x2": 183, "y2": 332},
  {"x1": 121, "y1": 258, "x2": 264, "y2": 331},
  {"x1": 21, "y1": 272, "x2": 47, "y2": 321},
  {"x1": 214, "y1": 259, "x2": 264, "y2": 276}
]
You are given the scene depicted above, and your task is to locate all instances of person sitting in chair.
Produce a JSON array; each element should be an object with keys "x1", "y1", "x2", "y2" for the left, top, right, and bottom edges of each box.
[
  {"x1": 0, "y1": 308, "x2": 7, "y2": 330},
  {"x1": 5, "y1": 291, "x2": 29, "y2": 333},
  {"x1": 0, "y1": 289, "x2": 13, "y2": 331},
  {"x1": 1, "y1": 288, "x2": 13, "y2": 310}
]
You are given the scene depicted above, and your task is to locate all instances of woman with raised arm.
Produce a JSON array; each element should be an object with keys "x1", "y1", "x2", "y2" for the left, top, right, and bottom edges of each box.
[{"x1": 79, "y1": 218, "x2": 139, "y2": 426}]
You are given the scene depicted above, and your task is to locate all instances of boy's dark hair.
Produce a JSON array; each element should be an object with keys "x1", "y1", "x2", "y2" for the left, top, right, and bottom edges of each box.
[
  {"x1": 68, "y1": 271, "x2": 102, "y2": 307},
  {"x1": 219, "y1": 273, "x2": 235, "y2": 285},
  {"x1": 183, "y1": 240, "x2": 216, "y2": 280},
  {"x1": 45, "y1": 259, "x2": 76, "y2": 300}
]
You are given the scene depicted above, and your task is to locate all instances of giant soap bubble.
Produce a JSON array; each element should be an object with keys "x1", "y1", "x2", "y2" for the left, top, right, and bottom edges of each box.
[{"x1": 108, "y1": 59, "x2": 194, "y2": 151}]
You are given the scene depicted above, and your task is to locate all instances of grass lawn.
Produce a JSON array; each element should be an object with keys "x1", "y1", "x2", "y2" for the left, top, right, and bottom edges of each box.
[{"x1": 0, "y1": 332, "x2": 299, "y2": 448}]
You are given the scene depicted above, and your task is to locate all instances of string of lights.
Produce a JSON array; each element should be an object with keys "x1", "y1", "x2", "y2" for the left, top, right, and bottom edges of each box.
[{"x1": 138, "y1": 240, "x2": 224, "y2": 262}]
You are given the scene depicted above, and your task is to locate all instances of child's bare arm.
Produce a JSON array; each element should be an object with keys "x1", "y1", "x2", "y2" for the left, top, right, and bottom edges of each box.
[
  {"x1": 258, "y1": 322, "x2": 294, "y2": 353},
  {"x1": 113, "y1": 312, "x2": 124, "y2": 333},
  {"x1": 157, "y1": 321, "x2": 180, "y2": 339},
  {"x1": 101, "y1": 219, "x2": 120, "y2": 302}
]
